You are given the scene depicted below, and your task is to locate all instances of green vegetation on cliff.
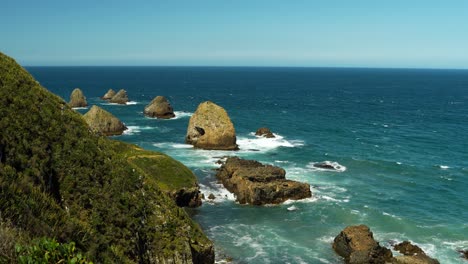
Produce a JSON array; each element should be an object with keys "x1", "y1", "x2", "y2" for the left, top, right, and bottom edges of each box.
[{"x1": 0, "y1": 52, "x2": 213, "y2": 263}]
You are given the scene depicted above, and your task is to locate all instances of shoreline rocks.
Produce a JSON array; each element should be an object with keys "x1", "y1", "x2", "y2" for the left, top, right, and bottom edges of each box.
[
  {"x1": 68, "y1": 88, "x2": 87, "y2": 108},
  {"x1": 333, "y1": 225, "x2": 440, "y2": 264},
  {"x1": 215, "y1": 157, "x2": 311, "y2": 205},
  {"x1": 101, "y1": 88, "x2": 116, "y2": 100},
  {"x1": 109, "y1": 89, "x2": 129, "y2": 104},
  {"x1": 186, "y1": 101, "x2": 238, "y2": 150},
  {"x1": 83, "y1": 105, "x2": 127, "y2": 136},
  {"x1": 255, "y1": 127, "x2": 275, "y2": 138},
  {"x1": 144, "y1": 96, "x2": 175, "y2": 119}
]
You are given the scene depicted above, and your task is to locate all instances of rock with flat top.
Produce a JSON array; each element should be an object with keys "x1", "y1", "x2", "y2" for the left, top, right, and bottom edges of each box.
[
  {"x1": 68, "y1": 88, "x2": 87, "y2": 108},
  {"x1": 83, "y1": 105, "x2": 127, "y2": 136},
  {"x1": 186, "y1": 101, "x2": 238, "y2": 150},
  {"x1": 144, "y1": 96, "x2": 175, "y2": 119}
]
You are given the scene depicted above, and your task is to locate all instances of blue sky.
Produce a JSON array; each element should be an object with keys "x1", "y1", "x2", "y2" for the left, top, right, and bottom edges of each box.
[{"x1": 1, "y1": 0, "x2": 468, "y2": 68}]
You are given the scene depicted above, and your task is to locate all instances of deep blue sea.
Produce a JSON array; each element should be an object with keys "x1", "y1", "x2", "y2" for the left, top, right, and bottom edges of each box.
[{"x1": 27, "y1": 66, "x2": 468, "y2": 263}]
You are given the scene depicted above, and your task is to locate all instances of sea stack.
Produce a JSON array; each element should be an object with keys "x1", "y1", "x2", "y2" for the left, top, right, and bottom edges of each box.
[
  {"x1": 101, "y1": 89, "x2": 116, "y2": 100},
  {"x1": 186, "y1": 101, "x2": 238, "y2": 150},
  {"x1": 216, "y1": 157, "x2": 311, "y2": 205},
  {"x1": 109, "y1": 89, "x2": 129, "y2": 104},
  {"x1": 144, "y1": 96, "x2": 175, "y2": 119},
  {"x1": 255, "y1": 127, "x2": 275, "y2": 138},
  {"x1": 68, "y1": 88, "x2": 87, "y2": 108},
  {"x1": 83, "y1": 105, "x2": 127, "y2": 136}
]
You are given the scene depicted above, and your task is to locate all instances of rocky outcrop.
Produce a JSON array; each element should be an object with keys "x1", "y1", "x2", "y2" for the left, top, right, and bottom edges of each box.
[
  {"x1": 109, "y1": 89, "x2": 129, "y2": 104},
  {"x1": 144, "y1": 96, "x2": 175, "y2": 119},
  {"x1": 333, "y1": 225, "x2": 439, "y2": 264},
  {"x1": 186, "y1": 101, "x2": 238, "y2": 150},
  {"x1": 393, "y1": 241, "x2": 440, "y2": 264},
  {"x1": 458, "y1": 250, "x2": 468, "y2": 260},
  {"x1": 101, "y1": 89, "x2": 116, "y2": 100},
  {"x1": 83, "y1": 105, "x2": 127, "y2": 136},
  {"x1": 333, "y1": 225, "x2": 393, "y2": 264},
  {"x1": 255, "y1": 127, "x2": 275, "y2": 138},
  {"x1": 68, "y1": 88, "x2": 87, "y2": 108},
  {"x1": 216, "y1": 157, "x2": 311, "y2": 205}
]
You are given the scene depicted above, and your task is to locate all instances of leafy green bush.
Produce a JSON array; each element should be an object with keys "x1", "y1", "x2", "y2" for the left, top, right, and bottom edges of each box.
[{"x1": 16, "y1": 237, "x2": 92, "y2": 264}]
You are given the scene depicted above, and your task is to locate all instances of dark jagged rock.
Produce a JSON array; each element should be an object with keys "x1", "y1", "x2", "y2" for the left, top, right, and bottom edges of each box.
[
  {"x1": 458, "y1": 249, "x2": 468, "y2": 260},
  {"x1": 393, "y1": 241, "x2": 440, "y2": 264},
  {"x1": 208, "y1": 193, "x2": 216, "y2": 200},
  {"x1": 144, "y1": 95, "x2": 175, "y2": 119},
  {"x1": 109, "y1": 89, "x2": 129, "y2": 104},
  {"x1": 101, "y1": 88, "x2": 116, "y2": 100},
  {"x1": 255, "y1": 127, "x2": 275, "y2": 138},
  {"x1": 215, "y1": 157, "x2": 311, "y2": 205},
  {"x1": 333, "y1": 225, "x2": 393, "y2": 264},
  {"x1": 68, "y1": 88, "x2": 87, "y2": 108},
  {"x1": 83, "y1": 105, "x2": 127, "y2": 136},
  {"x1": 186, "y1": 101, "x2": 238, "y2": 150}
]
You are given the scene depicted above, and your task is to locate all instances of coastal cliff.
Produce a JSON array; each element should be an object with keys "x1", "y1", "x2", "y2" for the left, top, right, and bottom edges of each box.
[{"x1": 0, "y1": 52, "x2": 213, "y2": 263}]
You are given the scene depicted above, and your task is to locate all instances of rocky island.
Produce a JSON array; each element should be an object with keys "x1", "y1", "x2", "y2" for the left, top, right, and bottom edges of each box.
[
  {"x1": 186, "y1": 101, "x2": 238, "y2": 150},
  {"x1": 68, "y1": 88, "x2": 87, "y2": 108},
  {"x1": 109, "y1": 89, "x2": 129, "y2": 104},
  {"x1": 101, "y1": 88, "x2": 116, "y2": 100},
  {"x1": 216, "y1": 157, "x2": 311, "y2": 205},
  {"x1": 83, "y1": 105, "x2": 128, "y2": 136},
  {"x1": 144, "y1": 96, "x2": 175, "y2": 119},
  {"x1": 0, "y1": 52, "x2": 213, "y2": 263}
]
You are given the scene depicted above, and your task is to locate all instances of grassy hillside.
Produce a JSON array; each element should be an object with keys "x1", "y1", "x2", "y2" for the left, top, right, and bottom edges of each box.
[{"x1": 0, "y1": 52, "x2": 213, "y2": 263}]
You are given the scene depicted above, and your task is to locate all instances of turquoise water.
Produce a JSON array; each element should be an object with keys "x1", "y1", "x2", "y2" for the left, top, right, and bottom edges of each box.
[{"x1": 28, "y1": 67, "x2": 468, "y2": 263}]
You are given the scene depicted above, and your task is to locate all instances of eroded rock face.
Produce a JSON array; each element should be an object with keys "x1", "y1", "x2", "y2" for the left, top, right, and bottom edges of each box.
[
  {"x1": 186, "y1": 101, "x2": 238, "y2": 150},
  {"x1": 216, "y1": 157, "x2": 311, "y2": 205},
  {"x1": 101, "y1": 89, "x2": 116, "y2": 100},
  {"x1": 255, "y1": 127, "x2": 275, "y2": 138},
  {"x1": 68, "y1": 88, "x2": 87, "y2": 108},
  {"x1": 144, "y1": 96, "x2": 175, "y2": 119},
  {"x1": 83, "y1": 105, "x2": 127, "y2": 136},
  {"x1": 393, "y1": 241, "x2": 440, "y2": 264},
  {"x1": 109, "y1": 89, "x2": 129, "y2": 104},
  {"x1": 333, "y1": 225, "x2": 393, "y2": 264}
]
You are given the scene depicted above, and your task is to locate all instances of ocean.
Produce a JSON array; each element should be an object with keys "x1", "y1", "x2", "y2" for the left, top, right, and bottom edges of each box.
[{"x1": 27, "y1": 66, "x2": 468, "y2": 263}]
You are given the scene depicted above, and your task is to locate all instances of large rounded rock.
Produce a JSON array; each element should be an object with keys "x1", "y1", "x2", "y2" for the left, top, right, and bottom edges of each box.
[
  {"x1": 83, "y1": 105, "x2": 127, "y2": 136},
  {"x1": 68, "y1": 88, "x2": 87, "y2": 108},
  {"x1": 144, "y1": 96, "x2": 175, "y2": 119},
  {"x1": 333, "y1": 225, "x2": 393, "y2": 264},
  {"x1": 101, "y1": 89, "x2": 116, "y2": 100},
  {"x1": 186, "y1": 101, "x2": 238, "y2": 150},
  {"x1": 109, "y1": 89, "x2": 129, "y2": 104},
  {"x1": 393, "y1": 241, "x2": 440, "y2": 264}
]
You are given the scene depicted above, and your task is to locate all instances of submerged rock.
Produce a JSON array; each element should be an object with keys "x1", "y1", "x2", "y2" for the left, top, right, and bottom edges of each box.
[
  {"x1": 101, "y1": 88, "x2": 116, "y2": 100},
  {"x1": 393, "y1": 241, "x2": 440, "y2": 264},
  {"x1": 333, "y1": 225, "x2": 393, "y2": 264},
  {"x1": 109, "y1": 89, "x2": 129, "y2": 104},
  {"x1": 216, "y1": 157, "x2": 311, "y2": 205},
  {"x1": 68, "y1": 88, "x2": 87, "y2": 108},
  {"x1": 186, "y1": 101, "x2": 238, "y2": 150},
  {"x1": 458, "y1": 249, "x2": 468, "y2": 260},
  {"x1": 83, "y1": 105, "x2": 127, "y2": 136},
  {"x1": 144, "y1": 96, "x2": 175, "y2": 119},
  {"x1": 255, "y1": 127, "x2": 275, "y2": 138}
]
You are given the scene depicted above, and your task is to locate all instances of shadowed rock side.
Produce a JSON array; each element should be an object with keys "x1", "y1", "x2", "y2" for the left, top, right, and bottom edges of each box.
[
  {"x1": 68, "y1": 88, "x2": 87, "y2": 108},
  {"x1": 216, "y1": 157, "x2": 311, "y2": 205},
  {"x1": 0, "y1": 52, "x2": 214, "y2": 263},
  {"x1": 458, "y1": 249, "x2": 468, "y2": 260},
  {"x1": 186, "y1": 101, "x2": 238, "y2": 150},
  {"x1": 101, "y1": 88, "x2": 116, "y2": 100},
  {"x1": 333, "y1": 225, "x2": 439, "y2": 264},
  {"x1": 83, "y1": 105, "x2": 127, "y2": 136},
  {"x1": 255, "y1": 127, "x2": 275, "y2": 138},
  {"x1": 109, "y1": 89, "x2": 129, "y2": 104},
  {"x1": 144, "y1": 96, "x2": 175, "y2": 119}
]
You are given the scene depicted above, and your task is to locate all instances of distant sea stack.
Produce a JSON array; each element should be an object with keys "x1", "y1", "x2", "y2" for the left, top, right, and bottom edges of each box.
[
  {"x1": 255, "y1": 127, "x2": 275, "y2": 138},
  {"x1": 144, "y1": 96, "x2": 175, "y2": 119},
  {"x1": 83, "y1": 105, "x2": 127, "y2": 136},
  {"x1": 109, "y1": 89, "x2": 129, "y2": 104},
  {"x1": 186, "y1": 101, "x2": 238, "y2": 150},
  {"x1": 216, "y1": 157, "x2": 311, "y2": 205},
  {"x1": 101, "y1": 89, "x2": 116, "y2": 100},
  {"x1": 68, "y1": 88, "x2": 87, "y2": 108}
]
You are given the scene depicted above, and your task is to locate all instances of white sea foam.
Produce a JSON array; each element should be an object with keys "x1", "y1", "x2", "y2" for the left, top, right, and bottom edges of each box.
[
  {"x1": 236, "y1": 133, "x2": 304, "y2": 152},
  {"x1": 123, "y1": 126, "x2": 154, "y2": 135},
  {"x1": 173, "y1": 111, "x2": 193, "y2": 119},
  {"x1": 382, "y1": 212, "x2": 402, "y2": 220},
  {"x1": 126, "y1": 101, "x2": 138, "y2": 105},
  {"x1": 287, "y1": 205, "x2": 299, "y2": 211},
  {"x1": 72, "y1": 106, "x2": 88, "y2": 110},
  {"x1": 437, "y1": 165, "x2": 450, "y2": 170},
  {"x1": 283, "y1": 196, "x2": 318, "y2": 205},
  {"x1": 306, "y1": 161, "x2": 347, "y2": 172},
  {"x1": 199, "y1": 182, "x2": 236, "y2": 203}
]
